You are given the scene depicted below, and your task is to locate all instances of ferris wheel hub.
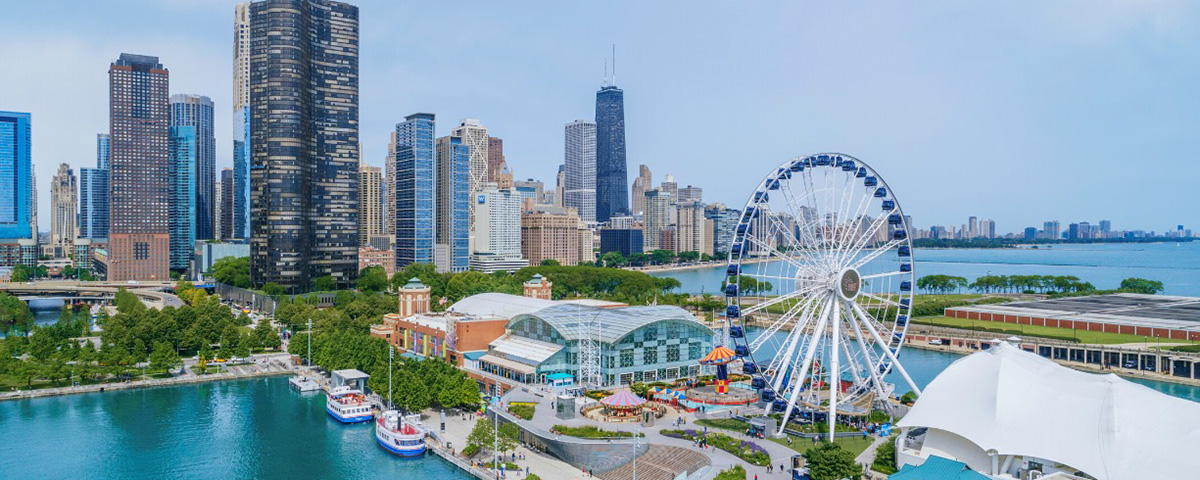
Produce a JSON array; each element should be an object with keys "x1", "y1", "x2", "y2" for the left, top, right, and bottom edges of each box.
[{"x1": 836, "y1": 268, "x2": 862, "y2": 301}]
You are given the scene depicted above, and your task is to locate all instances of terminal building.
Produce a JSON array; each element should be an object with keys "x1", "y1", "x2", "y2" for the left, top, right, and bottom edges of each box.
[{"x1": 371, "y1": 274, "x2": 713, "y2": 394}]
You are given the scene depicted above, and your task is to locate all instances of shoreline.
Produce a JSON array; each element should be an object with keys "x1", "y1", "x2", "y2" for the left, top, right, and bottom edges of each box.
[{"x1": 0, "y1": 367, "x2": 295, "y2": 402}]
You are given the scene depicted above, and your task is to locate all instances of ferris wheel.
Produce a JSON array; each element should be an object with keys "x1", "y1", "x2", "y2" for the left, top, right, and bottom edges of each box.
[{"x1": 722, "y1": 153, "x2": 922, "y2": 439}]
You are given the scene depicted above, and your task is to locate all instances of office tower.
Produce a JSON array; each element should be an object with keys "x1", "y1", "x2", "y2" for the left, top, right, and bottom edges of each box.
[
  {"x1": 643, "y1": 189, "x2": 672, "y2": 252},
  {"x1": 169, "y1": 94, "x2": 215, "y2": 240},
  {"x1": 1043, "y1": 221, "x2": 1060, "y2": 240},
  {"x1": 705, "y1": 205, "x2": 740, "y2": 255},
  {"x1": 595, "y1": 82, "x2": 628, "y2": 222},
  {"x1": 168, "y1": 126, "x2": 196, "y2": 271},
  {"x1": 563, "y1": 120, "x2": 596, "y2": 223},
  {"x1": 1024, "y1": 227, "x2": 1037, "y2": 240},
  {"x1": 1099, "y1": 220, "x2": 1112, "y2": 238},
  {"x1": 232, "y1": 2, "x2": 251, "y2": 240},
  {"x1": 220, "y1": 168, "x2": 234, "y2": 240},
  {"x1": 0, "y1": 111, "x2": 33, "y2": 241},
  {"x1": 968, "y1": 216, "x2": 978, "y2": 239},
  {"x1": 394, "y1": 113, "x2": 435, "y2": 269},
  {"x1": 677, "y1": 202, "x2": 713, "y2": 256},
  {"x1": 980, "y1": 219, "x2": 995, "y2": 239},
  {"x1": 80, "y1": 134, "x2": 111, "y2": 241},
  {"x1": 109, "y1": 53, "x2": 170, "y2": 282},
  {"x1": 554, "y1": 164, "x2": 565, "y2": 207},
  {"x1": 599, "y1": 227, "x2": 643, "y2": 258},
  {"x1": 450, "y1": 119, "x2": 489, "y2": 194},
  {"x1": 434, "y1": 135, "x2": 469, "y2": 273},
  {"x1": 358, "y1": 165, "x2": 382, "y2": 246},
  {"x1": 678, "y1": 185, "x2": 702, "y2": 204},
  {"x1": 513, "y1": 178, "x2": 544, "y2": 205},
  {"x1": 487, "y1": 136, "x2": 504, "y2": 183},
  {"x1": 214, "y1": 175, "x2": 223, "y2": 240},
  {"x1": 384, "y1": 131, "x2": 396, "y2": 236},
  {"x1": 659, "y1": 175, "x2": 677, "y2": 202},
  {"x1": 50, "y1": 163, "x2": 77, "y2": 248},
  {"x1": 630, "y1": 164, "x2": 651, "y2": 216},
  {"x1": 521, "y1": 205, "x2": 581, "y2": 266},
  {"x1": 469, "y1": 183, "x2": 526, "y2": 273},
  {"x1": 249, "y1": 0, "x2": 359, "y2": 292}
]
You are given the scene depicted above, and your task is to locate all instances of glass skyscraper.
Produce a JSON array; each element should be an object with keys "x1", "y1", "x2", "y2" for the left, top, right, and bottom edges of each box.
[
  {"x1": 394, "y1": 113, "x2": 435, "y2": 269},
  {"x1": 563, "y1": 120, "x2": 596, "y2": 223},
  {"x1": 168, "y1": 126, "x2": 196, "y2": 271},
  {"x1": 79, "y1": 134, "x2": 110, "y2": 240},
  {"x1": 232, "y1": 2, "x2": 251, "y2": 241},
  {"x1": 595, "y1": 85, "x2": 628, "y2": 223},
  {"x1": 0, "y1": 111, "x2": 32, "y2": 240},
  {"x1": 169, "y1": 94, "x2": 215, "y2": 241},
  {"x1": 249, "y1": 0, "x2": 359, "y2": 293},
  {"x1": 435, "y1": 135, "x2": 470, "y2": 272}
]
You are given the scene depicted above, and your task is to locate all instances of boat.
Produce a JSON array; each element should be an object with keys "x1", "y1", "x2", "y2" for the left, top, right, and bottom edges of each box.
[
  {"x1": 326, "y1": 385, "x2": 373, "y2": 423},
  {"x1": 374, "y1": 410, "x2": 427, "y2": 456}
]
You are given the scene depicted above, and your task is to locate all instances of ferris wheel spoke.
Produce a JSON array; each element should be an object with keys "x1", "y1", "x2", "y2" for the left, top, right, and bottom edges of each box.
[
  {"x1": 861, "y1": 271, "x2": 906, "y2": 281},
  {"x1": 776, "y1": 295, "x2": 834, "y2": 427},
  {"x1": 858, "y1": 292, "x2": 901, "y2": 308},
  {"x1": 749, "y1": 291, "x2": 822, "y2": 351},
  {"x1": 849, "y1": 239, "x2": 903, "y2": 271},
  {"x1": 762, "y1": 208, "x2": 822, "y2": 267},
  {"x1": 836, "y1": 209, "x2": 890, "y2": 267},
  {"x1": 842, "y1": 299, "x2": 889, "y2": 399},
  {"x1": 741, "y1": 282, "x2": 824, "y2": 316},
  {"x1": 848, "y1": 301, "x2": 921, "y2": 396},
  {"x1": 742, "y1": 234, "x2": 809, "y2": 272}
]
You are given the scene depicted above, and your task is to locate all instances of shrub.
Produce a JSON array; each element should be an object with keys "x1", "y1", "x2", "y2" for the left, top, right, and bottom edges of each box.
[
  {"x1": 871, "y1": 435, "x2": 898, "y2": 474},
  {"x1": 551, "y1": 425, "x2": 642, "y2": 438},
  {"x1": 714, "y1": 465, "x2": 747, "y2": 480},
  {"x1": 460, "y1": 444, "x2": 479, "y2": 457},
  {"x1": 508, "y1": 404, "x2": 535, "y2": 421}
]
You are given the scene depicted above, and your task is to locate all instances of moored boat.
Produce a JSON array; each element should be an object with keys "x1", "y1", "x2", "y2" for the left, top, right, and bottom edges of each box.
[
  {"x1": 374, "y1": 410, "x2": 427, "y2": 456},
  {"x1": 326, "y1": 386, "x2": 373, "y2": 423}
]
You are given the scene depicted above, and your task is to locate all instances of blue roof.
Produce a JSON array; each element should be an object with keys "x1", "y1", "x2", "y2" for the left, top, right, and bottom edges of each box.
[
  {"x1": 889, "y1": 456, "x2": 990, "y2": 480},
  {"x1": 546, "y1": 373, "x2": 575, "y2": 380},
  {"x1": 463, "y1": 351, "x2": 487, "y2": 361}
]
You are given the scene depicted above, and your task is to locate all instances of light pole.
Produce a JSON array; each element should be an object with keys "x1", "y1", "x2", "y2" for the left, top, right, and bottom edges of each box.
[{"x1": 307, "y1": 319, "x2": 313, "y2": 368}]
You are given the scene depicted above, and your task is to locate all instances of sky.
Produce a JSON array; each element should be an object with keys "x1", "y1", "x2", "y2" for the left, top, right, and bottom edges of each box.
[{"x1": 1, "y1": 0, "x2": 1198, "y2": 235}]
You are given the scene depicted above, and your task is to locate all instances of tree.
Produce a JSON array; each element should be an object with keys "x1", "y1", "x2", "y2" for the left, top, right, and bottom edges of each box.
[
  {"x1": 649, "y1": 249, "x2": 676, "y2": 265},
  {"x1": 677, "y1": 251, "x2": 700, "y2": 263},
  {"x1": 357, "y1": 266, "x2": 389, "y2": 293},
  {"x1": 252, "y1": 318, "x2": 281, "y2": 351},
  {"x1": 149, "y1": 341, "x2": 180, "y2": 372},
  {"x1": 261, "y1": 282, "x2": 285, "y2": 296},
  {"x1": 209, "y1": 256, "x2": 251, "y2": 288},
  {"x1": 628, "y1": 253, "x2": 649, "y2": 267},
  {"x1": 467, "y1": 417, "x2": 517, "y2": 453},
  {"x1": 599, "y1": 251, "x2": 625, "y2": 268},
  {"x1": 803, "y1": 442, "x2": 860, "y2": 480},
  {"x1": 1120, "y1": 277, "x2": 1164, "y2": 294},
  {"x1": 29, "y1": 329, "x2": 59, "y2": 361},
  {"x1": 313, "y1": 276, "x2": 337, "y2": 292},
  {"x1": 539, "y1": 259, "x2": 561, "y2": 266}
]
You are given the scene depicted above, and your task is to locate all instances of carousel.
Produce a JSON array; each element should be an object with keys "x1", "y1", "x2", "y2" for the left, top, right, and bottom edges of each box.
[{"x1": 684, "y1": 346, "x2": 758, "y2": 410}]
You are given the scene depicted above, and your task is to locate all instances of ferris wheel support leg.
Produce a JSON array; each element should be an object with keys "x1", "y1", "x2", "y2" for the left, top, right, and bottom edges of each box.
[
  {"x1": 777, "y1": 295, "x2": 833, "y2": 437},
  {"x1": 850, "y1": 303, "x2": 922, "y2": 397},
  {"x1": 843, "y1": 300, "x2": 887, "y2": 399},
  {"x1": 827, "y1": 300, "x2": 840, "y2": 442}
]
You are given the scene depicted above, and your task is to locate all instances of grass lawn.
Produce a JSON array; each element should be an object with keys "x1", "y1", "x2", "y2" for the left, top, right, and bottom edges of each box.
[
  {"x1": 912, "y1": 316, "x2": 1189, "y2": 345},
  {"x1": 695, "y1": 418, "x2": 749, "y2": 432},
  {"x1": 769, "y1": 435, "x2": 875, "y2": 458}
]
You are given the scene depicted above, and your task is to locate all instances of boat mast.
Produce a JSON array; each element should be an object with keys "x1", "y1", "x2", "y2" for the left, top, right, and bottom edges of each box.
[{"x1": 388, "y1": 347, "x2": 393, "y2": 410}]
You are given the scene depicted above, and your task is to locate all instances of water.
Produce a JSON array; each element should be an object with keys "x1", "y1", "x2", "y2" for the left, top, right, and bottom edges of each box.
[
  {"x1": 0, "y1": 377, "x2": 472, "y2": 480},
  {"x1": 655, "y1": 242, "x2": 1200, "y2": 296}
]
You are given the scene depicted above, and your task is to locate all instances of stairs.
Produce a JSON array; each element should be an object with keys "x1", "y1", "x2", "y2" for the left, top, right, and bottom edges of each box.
[{"x1": 598, "y1": 445, "x2": 710, "y2": 480}]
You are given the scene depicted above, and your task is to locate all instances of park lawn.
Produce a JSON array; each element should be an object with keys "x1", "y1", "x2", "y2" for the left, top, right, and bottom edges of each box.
[
  {"x1": 769, "y1": 435, "x2": 874, "y2": 458},
  {"x1": 912, "y1": 316, "x2": 1189, "y2": 345}
]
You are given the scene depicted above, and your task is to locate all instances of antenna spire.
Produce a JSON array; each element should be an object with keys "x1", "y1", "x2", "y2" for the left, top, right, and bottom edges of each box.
[{"x1": 611, "y1": 44, "x2": 617, "y2": 86}]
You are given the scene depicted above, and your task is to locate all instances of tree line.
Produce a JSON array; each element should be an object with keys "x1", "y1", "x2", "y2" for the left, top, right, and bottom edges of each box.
[{"x1": 917, "y1": 274, "x2": 1164, "y2": 295}]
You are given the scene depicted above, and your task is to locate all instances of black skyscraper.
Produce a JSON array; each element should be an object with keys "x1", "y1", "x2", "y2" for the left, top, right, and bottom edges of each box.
[
  {"x1": 249, "y1": 0, "x2": 359, "y2": 293},
  {"x1": 595, "y1": 85, "x2": 628, "y2": 223}
]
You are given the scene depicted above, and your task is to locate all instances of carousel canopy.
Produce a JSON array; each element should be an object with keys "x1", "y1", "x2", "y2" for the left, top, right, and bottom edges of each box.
[
  {"x1": 700, "y1": 346, "x2": 737, "y2": 365},
  {"x1": 600, "y1": 390, "x2": 647, "y2": 408}
]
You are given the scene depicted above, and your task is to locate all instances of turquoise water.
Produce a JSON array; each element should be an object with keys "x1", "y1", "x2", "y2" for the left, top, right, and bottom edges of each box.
[
  {"x1": 656, "y1": 242, "x2": 1200, "y2": 296},
  {"x1": 0, "y1": 377, "x2": 472, "y2": 479}
]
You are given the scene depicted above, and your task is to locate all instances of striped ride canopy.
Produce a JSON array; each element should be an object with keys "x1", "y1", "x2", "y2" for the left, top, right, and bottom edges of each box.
[
  {"x1": 700, "y1": 346, "x2": 737, "y2": 365},
  {"x1": 600, "y1": 390, "x2": 647, "y2": 408}
]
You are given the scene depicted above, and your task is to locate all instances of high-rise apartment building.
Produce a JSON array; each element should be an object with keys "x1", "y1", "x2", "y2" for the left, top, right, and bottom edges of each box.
[
  {"x1": 384, "y1": 131, "x2": 396, "y2": 236},
  {"x1": 487, "y1": 136, "x2": 504, "y2": 183},
  {"x1": 394, "y1": 113, "x2": 435, "y2": 269},
  {"x1": 678, "y1": 185, "x2": 702, "y2": 204},
  {"x1": 451, "y1": 119, "x2": 489, "y2": 195},
  {"x1": 108, "y1": 53, "x2": 170, "y2": 282},
  {"x1": 50, "y1": 163, "x2": 77, "y2": 248},
  {"x1": 642, "y1": 189, "x2": 673, "y2": 252},
  {"x1": 979, "y1": 219, "x2": 995, "y2": 239},
  {"x1": 168, "y1": 126, "x2": 196, "y2": 271},
  {"x1": 1043, "y1": 221, "x2": 1061, "y2": 240},
  {"x1": 968, "y1": 216, "x2": 978, "y2": 239},
  {"x1": 630, "y1": 164, "x2": 651, "y2": 216},
  {"x1": 434, "y1": 136, "x2": 470, "y2": 273},
  {"x1": 659, "y1": 175, "x2": 678, "y2": 202},
  {"x1": 358, "y1": 165, "x2": 382, "y2": 246},
  {"x1": 677, "y1": 202, "x2": 713, "y2": 256},
  {"x1": 0, "y1": 112, "x2": 34, "y2": 241},
  {"x1": 563, "y1": 120, "x2": 596, "y2": 223},
  {"x1": 249, "y1": 0, "x2": 359, "y2": 292},
  {"x1": 554, "y1": 165, "x2": 565, "y2": 207},
  {"x1": 521, "y1": 205, "x2": 581, "y2": 266},
  {"x1": 469, "y1": 183, "x2": 526, "y2": 273},
  {"x1": 79, "y1": 134, "x2": 110, "y2": 240},
  {"x1": 595, "y1": 84, "x2": 628, "y2": 222},
  {"x1": 220, "y1": 168, "x2": 234, "y2": 240},
  {"x1": 232, "y1": 2, "x2": 251, "y2": 241},
  {"x1": 705, "y1": 205, "x2": 740, "y2": 255},
  {"x1": 169, "y1": 94, "x2": 215, "y2": 240}
]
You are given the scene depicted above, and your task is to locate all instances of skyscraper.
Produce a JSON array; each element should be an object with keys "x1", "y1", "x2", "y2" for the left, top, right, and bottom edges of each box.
[
  {"x1": 630, "y1": 164, "x2": 651, "y2": 216},
  {"x1": 50, "y1": 163, "x2": 77, "y2": 248},
  {"x1": 487, "y1": 136, "x2": 504, "y2": 183},
  {"x1": 108, "y1": 53, "x2": 170, "y2": 282},
  {"x1": 169, "y1": 94, "x2": 215, "y2": 240},
  {"x1": 678, "y1": 185, "x2": 702, "y2": 204},
  {"x1": 643, "y1": 189, "x2": 672, "y2": 252},
  {"x1": 168, "y1": 126, "x2": 196, "y2": 271},
  {"x1": 358, "y1": 164, "x2": 382, "y2": 246},
  {"x1": 220, "y1": 168, "x2": 234, "y2": 240},
  {"x1": 384, "y1": 131, "x2": 396, "y2": 236},
  {"x1": 451, "y1": 119, "x2": 489, "y2": 195},
  {"x1": 394, "y1": 113, "x2": 435, "y2": 269},
  {"x1": 595, "y1": 84, "x2": 628, "y2": 222},
  {"x1": 0, "y1": 111, "x2": 33, "y2": 241},
  {"x1": 469, "y1": 183, "x2": 526, "y2": 273},
  {"x1": 249, "y1": 0, "x2": 359, "y2": 293},
  {"x1": 563, "y1": 120, "x2": 596, "y2": 223},
  {"x1": 232, "y1": 2, "x2": 251, "y2": 241},
  {"x1": 79, "y1": 134, "x2": 110, "y2": 240},
  {"x1": 434, "y1": 135, "x2": 470, "y2": 273}
]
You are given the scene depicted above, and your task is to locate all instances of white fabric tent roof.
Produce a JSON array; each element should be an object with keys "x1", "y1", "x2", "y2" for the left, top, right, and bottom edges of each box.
[{"x1": 898, "y1": 342, "x2": 1200, "y2": 480}]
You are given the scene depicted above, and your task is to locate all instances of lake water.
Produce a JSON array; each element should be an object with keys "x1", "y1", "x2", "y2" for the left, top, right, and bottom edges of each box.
[
  {"x1": 655, "y1": 242, "x2": 1200, "y2": 296},
  {"x1": 0, "y1": 377, "x2": 472, "y2": 480}
]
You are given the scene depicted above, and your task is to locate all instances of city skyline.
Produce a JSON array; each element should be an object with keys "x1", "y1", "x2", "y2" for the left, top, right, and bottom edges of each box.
[{"x1": 1, "y1": 1, "x2": 1199, "y2": 234}]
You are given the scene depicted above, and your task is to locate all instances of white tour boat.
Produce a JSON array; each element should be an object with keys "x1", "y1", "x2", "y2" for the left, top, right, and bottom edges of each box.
[
  {"x1": 326, "y1": 386, "x2": 373, "y2": 423},
  {"x1": 374, "y1": 410, "x2": 427, "y2": 456}
]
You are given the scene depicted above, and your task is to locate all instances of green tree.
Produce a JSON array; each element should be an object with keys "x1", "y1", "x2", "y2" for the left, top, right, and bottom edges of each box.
[
  {"x1": 599, "y1": 251, "x2": 625, "y2": 268},
  {"x1": 313, "y1": 276, "x2": 337, "y2": 292},
  {"x1": 252, "y1": 319, "x2": 280, "y2": 351},
  {"x1": 357, "y1": 266, "x2": 389, "y2": 293},
  {"x1": 29, "y1": 329, "x2": 59, "y2": 361},
  {"x1": 628, "y1": 253, "x2": 649, "y2": 267},
  {"x1": 149, "y1": 341, "x2": 180, "y2": 372},
  {"x1": 803, "y1": 442, "x2": 860, "y2": 480},
  {"x1": 467, "y1": 417, "x2": 518, "y2": 453},
  {"x1": 539, "y1": 259, "x2": 560, "y2": 266},
  {"x1": 261, "y1": 282, "x2": 285, "y2": 296},
  {"x1": 1120, "y1": 277, "x2": 1164, "y2": 294},
  {"x1": 209, "y1": 256, "x2": 251, "y2": 288},
  {"x1": 649, "y1": 249, "x2": 676, "y2": 265}
]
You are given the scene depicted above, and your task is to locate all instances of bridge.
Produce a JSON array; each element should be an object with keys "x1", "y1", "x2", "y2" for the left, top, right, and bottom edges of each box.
[{"x1": 0, "y1": 281, "x2": 182, "y2": 308}]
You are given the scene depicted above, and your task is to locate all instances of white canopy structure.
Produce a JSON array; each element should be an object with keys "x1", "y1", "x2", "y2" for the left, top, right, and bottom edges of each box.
[{"x1": 897, "y1": 342, "x2": 1200, "y2": 480}]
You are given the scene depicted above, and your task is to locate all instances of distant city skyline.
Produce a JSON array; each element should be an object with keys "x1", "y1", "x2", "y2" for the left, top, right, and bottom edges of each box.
[{"x1": 2, "y1": 1, "x2": 1199, "y2": 232}]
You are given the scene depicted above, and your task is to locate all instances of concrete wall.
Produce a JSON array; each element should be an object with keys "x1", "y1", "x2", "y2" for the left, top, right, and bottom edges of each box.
[{"x1": 489, "y1": 404, "x2": 647, "y2": 473}]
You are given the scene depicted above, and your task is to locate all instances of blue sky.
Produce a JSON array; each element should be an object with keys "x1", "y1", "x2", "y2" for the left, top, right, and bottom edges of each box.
[{"x1": 1, "y1": 0, "x2": 1197, "y2": 234}]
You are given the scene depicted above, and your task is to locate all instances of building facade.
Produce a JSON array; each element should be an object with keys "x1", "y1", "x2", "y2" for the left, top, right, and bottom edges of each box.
[
  {"x1": 563, "y1": 120, "x2": 596, "y2": 223},
  {"x1": 521, "y1": 205, "x2": 582, "y2": 266},
  {"x1": 0, "y1": 111, "x2": 33, "y2": 244},
  {"x1": 249, "y1": 0, "x2": 359, "y2": 293},
  {"x1": 451, "y1": 119, "x2": 489, "y2": 197},
  {"x1": 642, "y1": 189, "x2": 673, "y2": 252},
  {"x1": 630, "y1": 164, "x2": 650, "y2": 217},
  {"x1": 232, "y1": 2, "x2": 251, "y2": 241},
  {"x1": 678, "y1": 185, "x2": 702, "y2": 204},
  {"x1": 219, "y1": 168, "x2": 234, "y2": 240},
  {"x1": 394, "y1": 113, "x2": 435, "y2": 269},
  {"x1": 595, "y1": 85, "x2": 628, "y2": 222},
  {"x1": 168, "y1": 126, "x2": 196, "y2": 271},
  {"x1": 50, "y1": 163, "x2": 77, "y2": 249},
  {"x1": 677, "y1": 202, "x2": 713, "y2": 256},
  {"x1": 358, "y1": 246, "x2": 395, "y2": 276},
  {"x1": 706, "y1": 205, "x2": 740, "y2": 255},
  {"x1": 599, "y1": 227, "x2": 643, "y2": 258},
  {"x1": 169, "y1": 94, "x2": 216, "y2": 241},
  {"x1": 487, "y1": 136, "x2": 504, "y2": 183},
  {"x1": 108, "y1": 53, "x2": 170, "y2": 282},
  {"x1": 79, "y1": 133, "x2": 110, "y2": 241},
  {"x1": 434, "y1": 135, "x2": 470, "y2": 273},
  {"x1": 470, "y1": 183, "x2": 527, "y2": 273},
  {"x1": 358, "y1": 164, "x2": 383, "y2": 246}
]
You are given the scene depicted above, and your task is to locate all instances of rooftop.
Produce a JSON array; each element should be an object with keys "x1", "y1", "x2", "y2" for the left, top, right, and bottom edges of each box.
[
  {"x1": 513, "y1": 303, "x2": 711, "y2": 344},
  {"x1": 448, "y1": 292, "x2": 624, "y2": 319},
  {"x1": 948, "y1": 293, "x2": 1200, "y2": 332}
]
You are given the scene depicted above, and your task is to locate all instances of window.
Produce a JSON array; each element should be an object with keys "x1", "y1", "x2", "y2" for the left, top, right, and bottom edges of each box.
[
  {"x1": 643, "y1": 327, "x2": 657, "y2": 342},
  {"x1": 689, "y1": 343, "x2": 701, "y2": 360},
  {"x1": 133, "y1": 242, "x2": 149, "y2": 260},
  {"x1": 643, "y1": 347, "x2": 657, "y2": 365},
  {"x1": 666, "y1": 345, "x2": 680, "y2": 363},
  {"x1": 620, "y1": 349, "x2": 633, "y2": 368}
]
